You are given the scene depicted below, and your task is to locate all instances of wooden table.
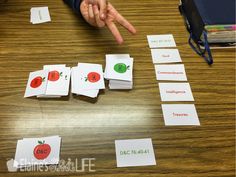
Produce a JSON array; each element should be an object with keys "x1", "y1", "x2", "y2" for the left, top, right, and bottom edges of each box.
[{"x1": 0, "y1": 0, "x2": 235, "y2": 176}]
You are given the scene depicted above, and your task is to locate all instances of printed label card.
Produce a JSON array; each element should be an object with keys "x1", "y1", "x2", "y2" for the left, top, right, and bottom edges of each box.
[
  {"x1": 24, "y1": 70, "x2": 49, "y2": 98},
  {"x1": 159, "y1": 83, "x2": 194, "y2": 101},
  {"x1": 147, "y1": 34, "x2": 176, "y2": 48},
  {"x1": 151, "y1": 49, "x2": 182, "y2": 63},
  {"x1": 115, "y1": 138, "x2": 156, "y2": 167},
  {"x1": 161, "y1": 104, "x2": 200, "y2": 126},
  {"x1": 155, "y1": 64, "x2": 187, "y2": 81}
]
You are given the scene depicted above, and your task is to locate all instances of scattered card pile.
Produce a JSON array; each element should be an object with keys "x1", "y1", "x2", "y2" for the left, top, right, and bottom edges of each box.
[
  {"x1": 147, "y1": 34, "x2": 200, "y2": 126},
  {"x1": 14, "y1": 136, "x2": 61, "y2": 168},
  {"x1": 71, "y1": 63, "x2": 105, "y2": 98},
  {"x1": 104, "y1": 54, "x2": 133, "y2": 89},
  {"x1": 30, "y1": 7, "x2": 51, "y2": 24},
  {"x1": 24, "y1": 58, "x2": 134, "y2": 99},
  {"x1": 24, "y1": 65, "x2": 70, "y2": 98}
]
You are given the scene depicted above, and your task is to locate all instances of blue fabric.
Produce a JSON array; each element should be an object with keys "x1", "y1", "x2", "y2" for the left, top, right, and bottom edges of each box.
[
  {"x1": 193, "y1": 0, "x2": 236, "y2": 25},
  {"x1": 63, "y1": 0, "x2": 82, "y2": 13}
]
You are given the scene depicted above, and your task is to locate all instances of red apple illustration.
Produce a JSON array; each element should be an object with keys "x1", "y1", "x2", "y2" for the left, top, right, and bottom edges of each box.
[
  {"x1": 33, "y1": 140, "x2": 51, "y2": 160},
  {"x1": 85, "y1": 72, "x2": 100, "y2": 83},
  {"x1": 30, "y1": 76, "x2": 45, "y2": 88},
  {"x1": 48, "y1": 70, "x2": 62, "y2": 82}
]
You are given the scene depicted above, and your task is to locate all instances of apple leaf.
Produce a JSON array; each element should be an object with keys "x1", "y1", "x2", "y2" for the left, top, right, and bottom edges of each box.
[{"x1": 38, "y1": 140, "x2": 45, "y2": 144}]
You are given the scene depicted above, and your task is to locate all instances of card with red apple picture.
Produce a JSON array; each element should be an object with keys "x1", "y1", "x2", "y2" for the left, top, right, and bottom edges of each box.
[
  {"x1": 77, "y1": 63, "x2": 105, "y2": 91},
  {"x1": 38, "y1": 65, "x2": 71, "y2": 97},
  {"x1": 71, "y1": 67, "x2": 99, "y2": 98},
  {"x1": 14, "y1": 136, "x2": 61, "y2": 168},
  {"x1": 24, "y1": 65, "x2": 71, "y2": 98},
  {"x1": 24, "y1": 70, "x2": 49, "y2": 98}
]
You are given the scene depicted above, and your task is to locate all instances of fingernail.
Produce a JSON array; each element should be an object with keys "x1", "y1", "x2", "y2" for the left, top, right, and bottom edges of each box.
[
  {"x1": 118, "y1": 39, "x2": 124, "y2": 45},
  {"x1": 101, "y1": 13, "x2": 106, "y2": 19}
]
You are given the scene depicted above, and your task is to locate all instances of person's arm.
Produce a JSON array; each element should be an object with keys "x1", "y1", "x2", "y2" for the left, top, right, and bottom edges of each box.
[
  {"x1": 63, "y1": 0, "x2": 82, "y2": 14},
  {"x1": 63, "y1": 0, "x2": 137, "y2": 44}
]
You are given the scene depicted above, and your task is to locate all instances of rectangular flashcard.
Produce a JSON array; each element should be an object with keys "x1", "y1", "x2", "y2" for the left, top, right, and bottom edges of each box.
[
  {"x1": 105, "y1": 58, "x2": 133, "y2": 82},
  {"x1": 161, "y1": 104, "x2": 200, "y2": 126},
  {"x1": 154, "y1": 64, "x2": 187, "y2": 81},
  {"x1": 71, "y1": 67, "x2": 99, "y2": 98},
  {"x1": 30, "y1": 7, "x2": 51, "y2": 24},
  {"x1": 14, "y1": 136, "x2": 61, "y2": 168},
  {"x1": 147, "y1": 34, "x2": 176, "y2": 48},
  {"x1": 159, "y1": 83, "x2": 194, "y2": 101},
  {"x1": 115, "y1": 138, "x2": 156, "y2": 167},
  {"x1": 44, "y1": 67, "x2": 71, "y2": 96},
  {"x1": 151, "y1": 49, "x2": 182, "y2": 63},
  {"x1": 24, "y1": 70, "x2": 49, "y2": 98},
  {"x1": 77, "y1": 63, "x2": 105, "y2": 90},
  {"x1": 109, "y1": 80, "x2": 133, "y2": 89},
  {"x1": 105, "y1": 54, "x2": 131, "y2": 78}
]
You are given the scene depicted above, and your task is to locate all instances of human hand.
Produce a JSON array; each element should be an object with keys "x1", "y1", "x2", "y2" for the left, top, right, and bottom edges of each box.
[{"x1": 80, "y1": 0, "x2": 137, "y2": 44}]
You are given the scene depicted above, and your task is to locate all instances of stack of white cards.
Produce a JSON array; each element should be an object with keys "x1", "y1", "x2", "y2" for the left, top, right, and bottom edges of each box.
[
  {"x1": 24, "y1": 65, "x2": 71, "y2": 98},
  {"x1": 104, "y1": 54, "x2": 133, "y2": 89},
  {"x1": 14, "y1": 136, "x2": 61, "y2": 168},
  {"x1": 30, "y1": 7, "x2": 51, "y2": 24},
  {"x1": 71, "y1": 63, "x2": 105, "y2": 98}
]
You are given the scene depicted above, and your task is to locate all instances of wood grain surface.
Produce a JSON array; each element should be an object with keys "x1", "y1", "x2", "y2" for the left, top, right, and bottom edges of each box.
[{"x1": 0, "y1": 0, "x2": 235, "y2": 176}]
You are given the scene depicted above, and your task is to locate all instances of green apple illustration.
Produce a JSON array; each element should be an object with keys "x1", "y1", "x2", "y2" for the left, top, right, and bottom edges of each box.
[{"x1": 114, "y1": 63, "x2": 130, "y2": 74}]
